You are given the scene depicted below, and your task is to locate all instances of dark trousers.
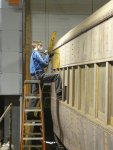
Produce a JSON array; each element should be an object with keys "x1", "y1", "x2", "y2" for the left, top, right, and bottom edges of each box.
[
  {"x1": 28, "y1": 73, "x2": 62, "y2": 148},
  {"x1": 29, "y1": 73, "x2": 62, "y2": 107}
]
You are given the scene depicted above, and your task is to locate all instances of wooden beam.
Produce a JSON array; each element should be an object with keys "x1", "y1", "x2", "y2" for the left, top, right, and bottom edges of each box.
[{"x1": 24, "y1": 0, "x2": 31, "y2": 81}]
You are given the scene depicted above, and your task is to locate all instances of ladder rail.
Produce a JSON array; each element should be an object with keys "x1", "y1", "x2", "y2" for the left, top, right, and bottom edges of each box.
[
  {"x1": 20, "y1": 80, "x2": 46, "y2": 150},
  {"x1": 20, "y1": 83, "x2": 27, "y2": 150},
  {"x1": 39, "y1": 83, "x2": 46, "y2": 150}
]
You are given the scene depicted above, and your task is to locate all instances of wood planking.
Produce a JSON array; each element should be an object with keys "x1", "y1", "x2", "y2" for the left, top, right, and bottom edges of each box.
[
  {"x1": 52, "y1": 48, "x2": 60, "y2": 69},
  {"x1": 23, "y1": 1, "x2": 31, "y2": 148},
  {"x1": 57, "y1": 62, "x2": 111, "y2": 119},
  {"x1": 58, "y1": 17, "x2": 113, "y2": 68},
  {"x1": 108, "y1": 62, "x2": 113, "y2": 126},
  {"x1": 73, "y1": 66, "x2": 79, "y2": 108},
  {"x1": 51, "y1": 3, "x2": 113, "y2": 150},
  {"x1": 68, "y1": 67, "x2": 74, "y2": 107},
  {"x1": 23, "y1": 0, "x2": 31, "y2": 95},
  {"x1": 58, "y1": 61, "x2": 110, "y2": 123},
  {"x1": 51, "y1": 97, "x2": 113, "y2": 150},
  {"x1": 87, "y1": 64, "x2": 95, "y2": 116},
  {"x1": 98, "y1": 63, "x2": 106, "y2": 122},
  {"x1": 79, "y1": 65, "x2": 85, "y2": 112}
]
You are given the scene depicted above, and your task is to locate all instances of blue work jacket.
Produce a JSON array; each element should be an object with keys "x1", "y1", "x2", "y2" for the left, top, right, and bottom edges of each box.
[{"x1": 30, "y1": 50, "x2": 49, "y2": 76}]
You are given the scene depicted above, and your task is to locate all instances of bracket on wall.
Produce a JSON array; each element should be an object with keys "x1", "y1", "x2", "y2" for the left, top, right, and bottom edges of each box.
[{"x1": 8, "y1": 0, "x2": 19, "y2": 6}]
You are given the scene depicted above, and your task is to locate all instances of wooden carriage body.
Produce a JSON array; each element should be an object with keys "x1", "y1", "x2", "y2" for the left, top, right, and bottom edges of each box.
[{"x1": 51, "y1": 1, "x2": 113, "y2": 150}]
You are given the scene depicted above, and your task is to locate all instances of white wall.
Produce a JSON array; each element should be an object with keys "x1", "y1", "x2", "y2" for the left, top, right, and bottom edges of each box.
[
  {"x1": 31, "y1": 0, "x2": 109, "y2": 49},
  {"x1": 93, "y1": 0, "x2": 110, "y2": 12},
  {"x1": 0, "y1": 0, "x2": 22, "y2": 95},
  {"x1": 31, "y1": 12, "x2": 88, "y2": 49}
]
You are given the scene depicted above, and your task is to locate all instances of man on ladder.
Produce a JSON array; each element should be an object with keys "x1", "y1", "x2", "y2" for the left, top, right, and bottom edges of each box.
[
  {"x1": 28, "y1": 40, "x2": 62, "y2": 149},
  {"x1": 30, "y1": 40, "x2": 62, "y2": 109}
]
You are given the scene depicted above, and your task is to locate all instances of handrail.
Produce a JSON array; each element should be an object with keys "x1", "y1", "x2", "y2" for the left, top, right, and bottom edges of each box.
[{"x1": 0, "y1": 103, "x2": 12, "y2": 150}]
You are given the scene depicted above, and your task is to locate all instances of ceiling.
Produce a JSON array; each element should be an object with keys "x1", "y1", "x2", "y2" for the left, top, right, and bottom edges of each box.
[{"x1": 30, "y1": 0, "x2": 110, "y2": 15}]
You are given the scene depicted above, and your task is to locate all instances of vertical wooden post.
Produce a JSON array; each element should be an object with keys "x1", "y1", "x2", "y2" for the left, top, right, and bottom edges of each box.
[
  {"x1": 20, "y1": 1, "x2": 31, "y2": 149},
  {"x1": 24, "y1": 0, "x2": 31, "y2": 93},
  {"x1": 24, "y1": 0, "x2": 31, "y2": 148},
  {"x1": 105, "y1": 62, "x2": 109, "y2": 124}
]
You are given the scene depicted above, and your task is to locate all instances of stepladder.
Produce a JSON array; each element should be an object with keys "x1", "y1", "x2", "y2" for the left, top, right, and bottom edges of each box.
[{"x1": 20, "y1": 80, "x2": 46, "y2": 150}]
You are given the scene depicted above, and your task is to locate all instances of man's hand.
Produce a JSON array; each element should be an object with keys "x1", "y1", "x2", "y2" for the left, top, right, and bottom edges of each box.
[{"x1": 49, "y1": 52, "x2": 54, "y2": 58}]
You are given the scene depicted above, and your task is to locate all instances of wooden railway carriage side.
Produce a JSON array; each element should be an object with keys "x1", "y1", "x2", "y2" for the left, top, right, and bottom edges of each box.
[{"x1": 51, "y1": 1, "x2": 113, "y2": 150}]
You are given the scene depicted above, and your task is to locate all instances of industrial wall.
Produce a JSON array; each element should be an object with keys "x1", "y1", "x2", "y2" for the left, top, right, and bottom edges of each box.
[
  {"x1": 31, "y1": 0, "x2": 109, "y2": 50},
  {"x1": 0, "y1": 0, "x2": 22, "y2": 95},
  {"x1": 4, "y1": 96, "x2": 20, "y2": 149},
  {"x1": 0, "y1": 0, "x2": 22, "y2": 149}
]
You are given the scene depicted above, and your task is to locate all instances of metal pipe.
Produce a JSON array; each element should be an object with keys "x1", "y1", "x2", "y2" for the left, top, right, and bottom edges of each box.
[
  {"x1": 9, "y1": 104, "x2": 12, "y2": 150},
  {"x1": 0, "y1": 103, "x2": 12, "y2": 150},
  {"x1": 0, "y1": 104, "x2": 12, "y2": 123}
]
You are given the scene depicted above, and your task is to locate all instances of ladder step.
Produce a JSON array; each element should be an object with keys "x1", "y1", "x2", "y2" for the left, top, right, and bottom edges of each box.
[
  {"x1": 23, "y1": 137, "x2": 43, "y2": 140},
  {"x1": 24, "y1": 80, "x2": 40, "y2": 84},
  {"x1": 25, "y1": 106, "x2": 41, "y2": 109},
  {"x1": 25, "y1": 96, "x2": 40, "y2": 99},
  {"x1": 23, "y1": 145, "x2": 42, "y2": 148},
  {"x1": 24, "y1": 133, "x2": 42, "y2": 136},
  {"x1": 24, "y1": 123, "x2": 42, "y2": 126},
  {"x1": 24, "y1": 109, "x2": 41, "y2": 112},
  {"x1": 25, "y1": 120, "x2": 41, "y2": 123}
]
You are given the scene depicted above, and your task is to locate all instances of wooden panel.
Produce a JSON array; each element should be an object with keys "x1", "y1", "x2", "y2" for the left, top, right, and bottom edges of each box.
[
  {"x1": 51, "y1": 84, "x2": 113, "y2": 150},
  {"x1": 58, "y1": 18, "x2": 113, "y2": 67},
  {"x1": 68, "y1": 67, "x2": 74, "y2": 106},
  {"x1": 64, "y1": 68, "x2": 69, "y2": 103},
  {"x1": 64, "y1": 68, "x2": 68, "y2": 86},
  {"x1": 69, "y1": 40, "x2": 75, "y2": 64},
  {"x1": 52, "y1": 48, "x2": 60, "y2": 69},
  {"x1": 86, "y1": 123, "x2": 95, "y2": 150},
  {"x1": 57, "y1": 18, "x2": 113, "y2": 69},
  {"x1": 59, "y1": 68, "x2": 64, "y2": 102},
  {"x1": 84, "y1": 30, "x2": 92, "y2": 61},
  {"x1": 73, "y1": 66, "x2": 79, "y2": 108},
  {"x1": 79, "y1": 65, "x2": 86, "y2": 112},
  {"x1": 109, "y1": 62, "x2": 113, "y2": 126},
  {"x1": 92, "y1": 26, "x2": 100, "y2": 60},
  {"x1": 77, "y1": 34, "x2": 86, "y2": 62},
  {"x1": 73, "y1": 38, "x2": 79, "y2": 63},
  {"x1": 95, "y1": 127, "x2": 105, "y2": 150},
  {"x1": 103, "y1": 18, "x2": 113, "y2": 58},
  {"x1": 87, "y1": 64, "x2": 95, "y2": 116},
  {"x1": 107, "y1": 134, "x2": 113, "y2": 150},
  {"x1": 60, "y1": 46, "x2": 65, "y2": 67},
  {"x1": 64, "y1": 43, "x2": 70, "y2": 65},
  {"x1": 99, "y1": 23, "x2": 104, "y2": 58},
  {"x1": 78, "y1": 118, "x2": 86, "y2": 150},
  {"x1": 98, "y1": 63, "x2": 106, "y2": 121},
  {"x1": 61, "y1": 68, "x2": 65, "y2": 101}
]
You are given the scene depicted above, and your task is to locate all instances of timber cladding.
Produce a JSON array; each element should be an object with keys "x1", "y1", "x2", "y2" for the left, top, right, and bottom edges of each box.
[
  {"x1": 51, "y1": 1, "x2": 113, "y2": 150},
  {"x1": 51, "y1": 96, "x2": 113, "y2": 150},
  {"x1": 59, "y1": 18, "x2": 113, "y2": 67}
]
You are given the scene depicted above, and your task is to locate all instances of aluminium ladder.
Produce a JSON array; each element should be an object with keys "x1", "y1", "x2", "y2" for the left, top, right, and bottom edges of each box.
[{"x1": 20, "y1": 80, "x2": 46, "y2": 150}]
